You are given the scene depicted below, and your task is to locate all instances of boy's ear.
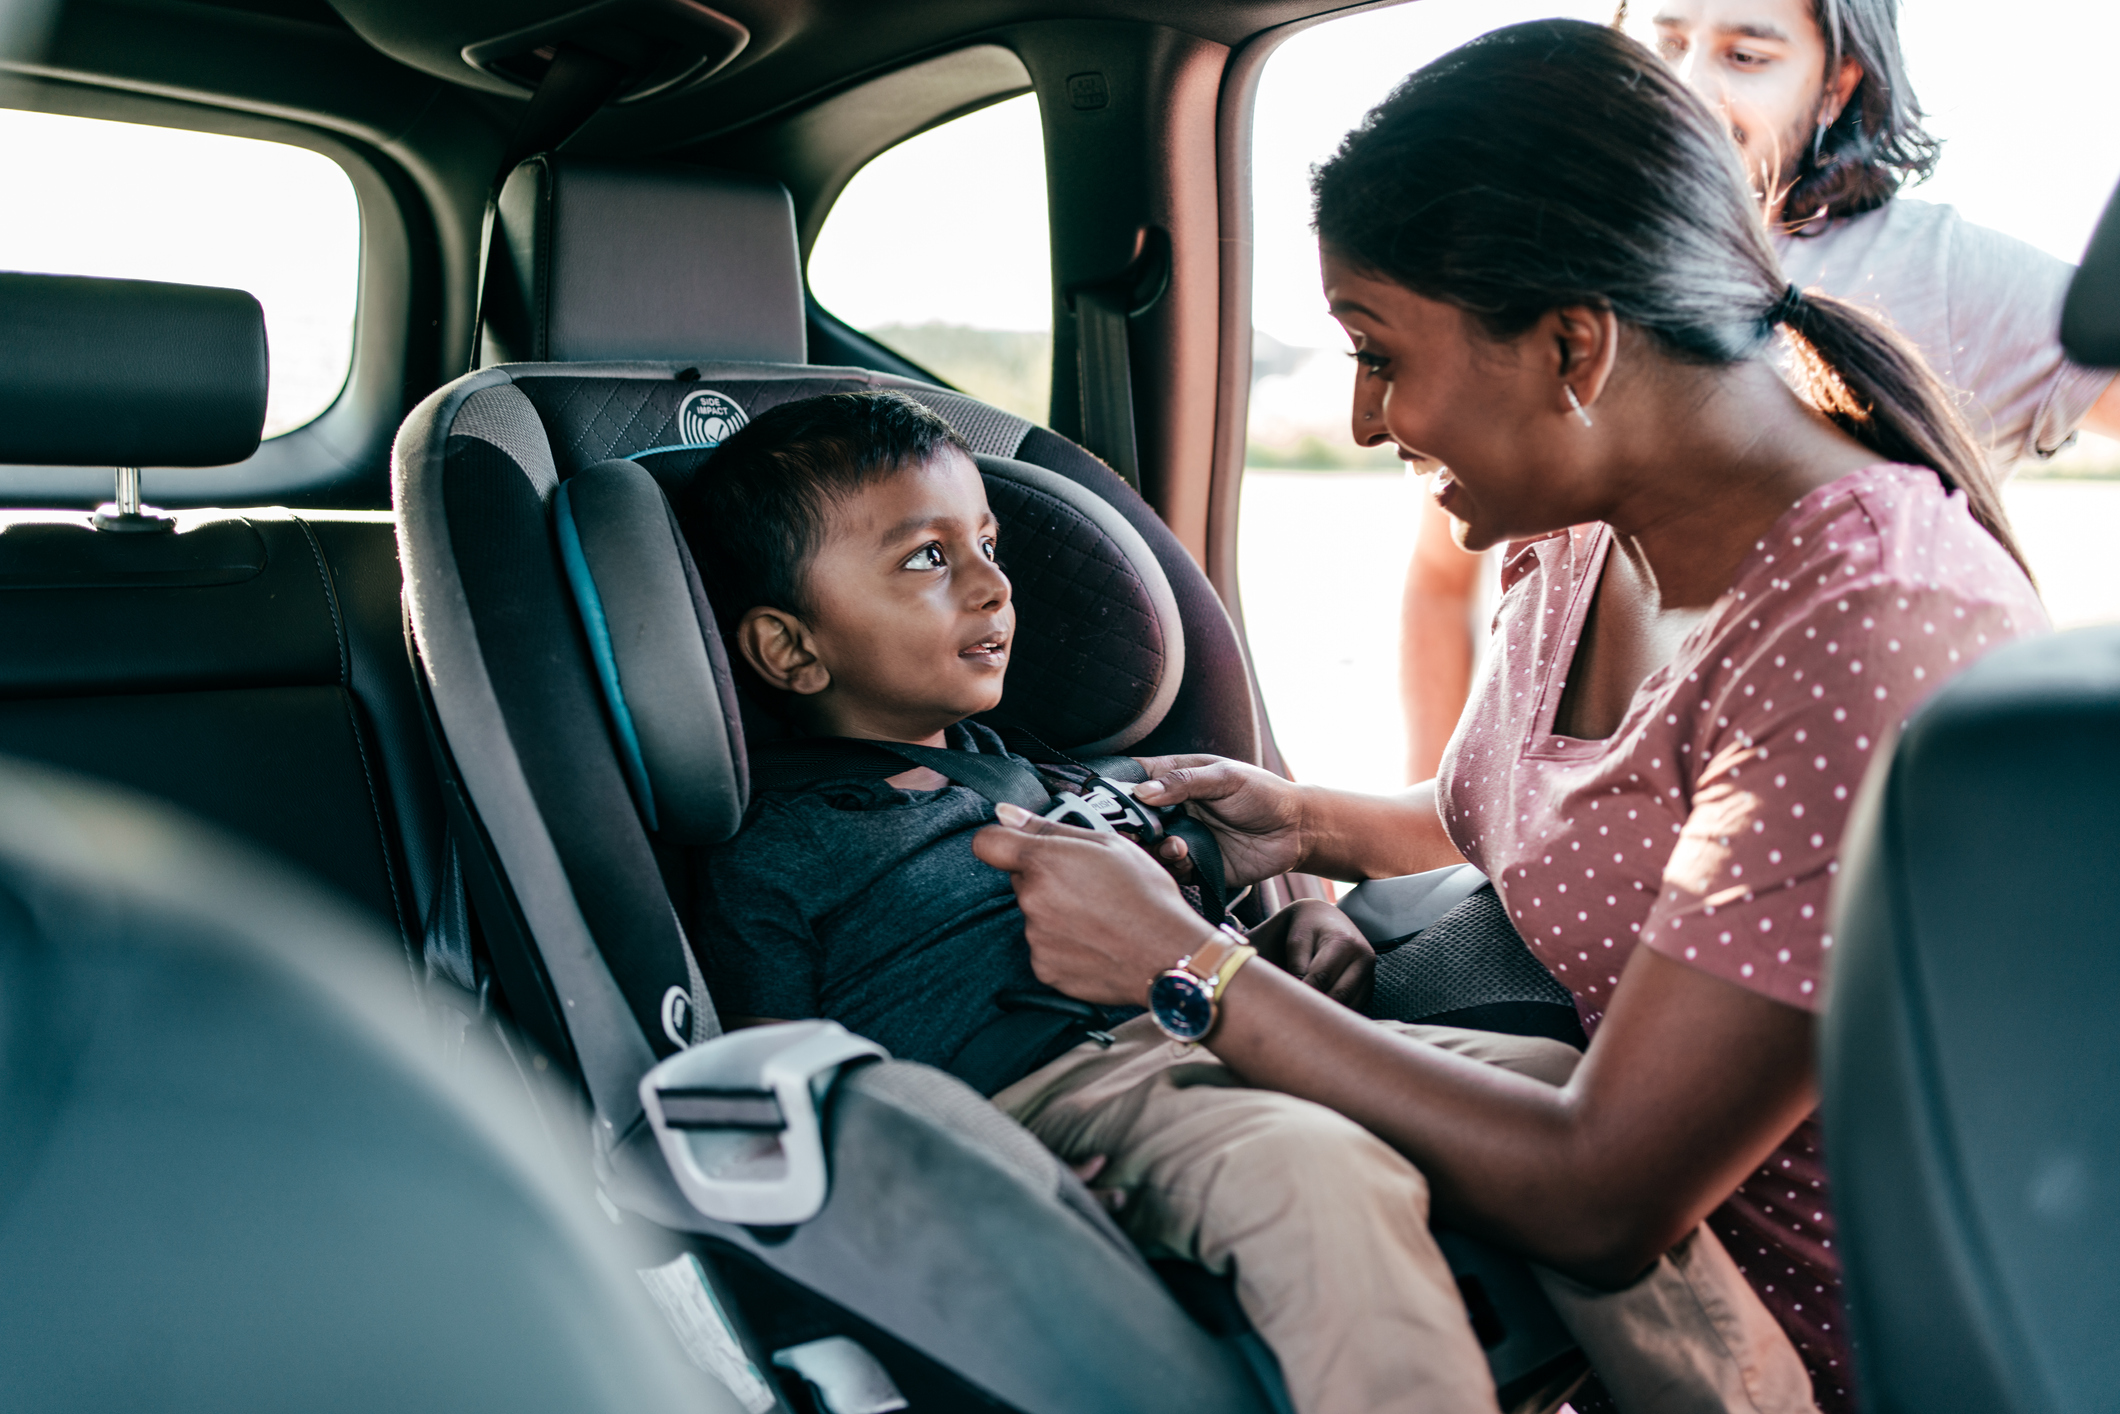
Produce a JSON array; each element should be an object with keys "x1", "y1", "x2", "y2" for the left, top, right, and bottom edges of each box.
[{"x1": 737, "y1": 607, "x2": 830, "y2": 696}]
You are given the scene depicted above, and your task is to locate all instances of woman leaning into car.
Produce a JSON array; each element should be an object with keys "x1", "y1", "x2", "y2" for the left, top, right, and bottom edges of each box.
[{"x1": 975, "y1": 20, "x2": 2044, "y2": 1414}]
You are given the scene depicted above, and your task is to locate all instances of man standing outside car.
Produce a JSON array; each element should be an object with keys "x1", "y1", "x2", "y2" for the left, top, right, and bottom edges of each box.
[{"x1": 1395, "y1": 0, "x2": 2120, "y2": 783}]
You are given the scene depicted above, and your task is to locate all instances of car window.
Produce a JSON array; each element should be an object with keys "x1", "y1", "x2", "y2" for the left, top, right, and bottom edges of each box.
[
  {"x1": 808, "y1": 93, "x2": 1052, "y2": 424},
  {"x1": 1240, "y1": 1, "x2": 1613, "y2": 798},
  {"x1": 1239, "y1": 0, "x2": 2120, "y2": 800},
  {"x1": 0, "y1": 108, "x2": 359, "y2": 441}
]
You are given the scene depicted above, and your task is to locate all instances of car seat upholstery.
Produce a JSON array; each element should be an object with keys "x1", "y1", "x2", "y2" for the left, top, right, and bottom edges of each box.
[
  {"x1": 0, "y1": 273, "x2": 446, "y2": 967},
  {"x1": 0, "y1": 754, "x2": 736, "y2": 1414},
  {"x1": 398, "y1": 155, "x2": 1577, "y2": 1413},
  {"x1": 1826, "y1": 625, "x2": 2120, "y2": 1414}
]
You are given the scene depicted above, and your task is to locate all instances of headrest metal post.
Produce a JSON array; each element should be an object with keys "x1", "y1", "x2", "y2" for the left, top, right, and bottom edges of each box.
[{"x1": 93, "y1": 465, "x2": 177, "y2": 535}]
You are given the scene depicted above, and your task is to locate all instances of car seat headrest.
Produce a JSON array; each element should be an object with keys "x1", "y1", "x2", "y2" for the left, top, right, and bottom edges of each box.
[
  {"x1": 0, "y1": 272, "x2": 267, "y2": 468},
  {"x1": 554, "y1": 458, "x2": 748, "y2": 843},
  {"x1": 976, "y1": 454, "x2": 1184, "y2": 753},
  {"x1": 480, "y1": 156, "x2": 804, "y2": 367}
]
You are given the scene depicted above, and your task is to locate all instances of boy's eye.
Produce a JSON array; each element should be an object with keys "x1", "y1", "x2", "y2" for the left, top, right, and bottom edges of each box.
[
  {"x1": 1349, "y1": 349, "x2": 1387, "y2": 372},
  {"x1": 980, "y1": 537, "x2": 997, "y2": 562},
  {"x1": 902, "y1": 542, "x2": 947, "y2": 571}
]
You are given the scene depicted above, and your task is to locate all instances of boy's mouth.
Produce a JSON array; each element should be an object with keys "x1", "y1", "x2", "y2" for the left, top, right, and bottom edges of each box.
[{"x1": 959, "y1": 631, "x2": 1009, "y2": 667}]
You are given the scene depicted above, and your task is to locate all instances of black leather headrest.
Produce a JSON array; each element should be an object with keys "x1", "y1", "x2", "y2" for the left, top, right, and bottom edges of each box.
[
  {"x1": 480, "y1": 157, "x2": 805, "y2": 367},
  {"x1": 0, "y1": 272, "x2": 267, "y2": 467},
  {"x1": 2063, "y1": 174, "x2": 2120, "y2": 366}
]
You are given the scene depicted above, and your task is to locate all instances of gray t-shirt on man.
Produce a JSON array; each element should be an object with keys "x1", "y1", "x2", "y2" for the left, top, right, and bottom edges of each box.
[{"x1": 1776, "y1": 198, "x2": 2112, "y2": 469}]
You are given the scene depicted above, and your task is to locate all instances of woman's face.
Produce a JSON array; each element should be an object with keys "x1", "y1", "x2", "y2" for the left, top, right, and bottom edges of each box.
[{"x1": 1322, "y1": 247, "x2": 1603, "y2": 553}]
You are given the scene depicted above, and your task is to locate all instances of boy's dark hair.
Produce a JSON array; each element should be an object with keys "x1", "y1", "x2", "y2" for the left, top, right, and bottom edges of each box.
[{"x1": 680, "y1": 389, "x2": 970, "y2": 626}]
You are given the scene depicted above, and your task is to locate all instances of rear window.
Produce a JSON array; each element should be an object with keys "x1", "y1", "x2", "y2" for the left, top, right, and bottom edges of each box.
[
  {"x1": 0, "y1": 108, "x2": 360, "y2": 441},
  {"x1": 807, "y1": 93, "x2": 1052, "y2": 424}
]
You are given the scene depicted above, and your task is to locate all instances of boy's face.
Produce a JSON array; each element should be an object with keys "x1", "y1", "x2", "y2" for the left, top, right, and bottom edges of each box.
[{"x1": 741, "y1": 448, "x2": 1012, "y2": 745}]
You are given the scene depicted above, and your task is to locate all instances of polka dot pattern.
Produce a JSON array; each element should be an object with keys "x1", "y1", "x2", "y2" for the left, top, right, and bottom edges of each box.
[{"x1": 1436, "y1": 465, "x2": 2045, "y2": 1411}]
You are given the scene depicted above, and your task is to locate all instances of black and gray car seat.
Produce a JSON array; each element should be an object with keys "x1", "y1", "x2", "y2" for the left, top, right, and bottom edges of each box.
[
  {"x1": 0, "y1": 755, "x2": 735, "y2": 1414},
  {"x1": 396, "y1": 155, "x2": 1580, "y2": 1413}
]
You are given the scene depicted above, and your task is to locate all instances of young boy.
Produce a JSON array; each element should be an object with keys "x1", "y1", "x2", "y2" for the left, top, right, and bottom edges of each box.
[{"x1": 679, "y1": 392, "x2": 1809, "y2": 1414}]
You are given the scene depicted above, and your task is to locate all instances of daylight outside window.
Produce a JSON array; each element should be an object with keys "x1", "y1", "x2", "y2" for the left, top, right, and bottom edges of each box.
[
  {"x1": 807, "y1": 93, "x2": 1052, "y2": 425},
  {"x1": 0, "y1": 108, "x2": 360, "y2": 441},
  {"x1": 1239, "y1": 0, "x2": 2120, "y2": 800}
]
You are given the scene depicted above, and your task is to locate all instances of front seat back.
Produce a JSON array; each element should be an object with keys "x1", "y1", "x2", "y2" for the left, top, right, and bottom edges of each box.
[
  {"x1": 0, "y1": 756, "x2": 734, "y2": 1414},
  {"x1": 1826, "y1": 626, "x2": 2120, "y2": 1414}
]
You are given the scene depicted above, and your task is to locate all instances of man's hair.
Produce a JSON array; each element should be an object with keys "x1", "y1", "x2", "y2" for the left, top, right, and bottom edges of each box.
[
  {"x1": 1614, "y1": 0, "x2": 1939, "y2": 224},
  {"x1": 679, "y1": 389, "x2": 970, "y2": 626},
  {"x1": 1784, "y1": 0, "x2": 1939, "y2": 224}
]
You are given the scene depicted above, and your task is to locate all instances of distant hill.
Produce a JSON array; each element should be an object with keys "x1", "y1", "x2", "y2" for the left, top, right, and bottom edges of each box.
[
  {"x1": 864, "y1": 323, "x2": 1051, "y2": 425},
  {"x1": 863, "y1": 321, "x2": 1395, "y2": 470}
]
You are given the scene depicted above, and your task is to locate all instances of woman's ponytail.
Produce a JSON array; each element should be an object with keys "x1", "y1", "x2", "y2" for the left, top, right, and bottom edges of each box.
[{"x1": 1776, "y1": 288, "x2": 2029, "y2": 578}]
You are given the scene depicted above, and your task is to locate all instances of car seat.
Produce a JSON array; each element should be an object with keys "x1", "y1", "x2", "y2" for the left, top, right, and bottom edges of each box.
[
  {"x1": 1825, "y1": 625, "x2": 2120, "y2": 1414},
  {"x1": 396, "y1": 153, "x2": 1581, "y2": 1413},
  {"x1": 0, "y1": 754, "x2": 737, "y2": 1414}
]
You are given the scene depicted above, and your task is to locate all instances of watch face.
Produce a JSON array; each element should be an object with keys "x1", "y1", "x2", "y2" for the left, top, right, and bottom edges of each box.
[{"x1": 1149, "y1": 970, "x2": 1215, "y2": 1042}]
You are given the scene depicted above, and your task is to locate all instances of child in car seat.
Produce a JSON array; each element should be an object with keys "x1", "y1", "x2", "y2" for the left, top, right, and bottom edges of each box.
[{"x1": 677, "y1": 391, "x2": 1802, "y2": 1414}]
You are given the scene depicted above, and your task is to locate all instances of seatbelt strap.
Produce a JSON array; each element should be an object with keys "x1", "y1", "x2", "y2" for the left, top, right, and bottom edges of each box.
[
  {"x1": 748, "y1": 734, "x2": 1229, "y2": 923},
  {"x1": 469, "y1": 43, "x2": 632, "y2": 372},
  {"x1": 1075, "y1": 288, "x2": 1141, "y2": 491}
]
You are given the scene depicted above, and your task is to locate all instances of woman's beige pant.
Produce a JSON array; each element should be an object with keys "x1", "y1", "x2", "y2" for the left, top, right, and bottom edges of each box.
[{"x1": 993, "y1": 1014, "x2": 1816, "y2": 1414}]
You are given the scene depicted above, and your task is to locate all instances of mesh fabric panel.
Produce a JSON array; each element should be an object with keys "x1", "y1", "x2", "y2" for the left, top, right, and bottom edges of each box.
[{"x1": 1366, "y1": 885, "x2": 1577, "y2": 1024}]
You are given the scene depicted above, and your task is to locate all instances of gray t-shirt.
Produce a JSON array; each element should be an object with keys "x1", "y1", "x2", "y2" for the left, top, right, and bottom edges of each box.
[
  {"x1": 693, "y1": 721, "x2": 1054, "y2": 1068},
  {"x1": 1776, "y1": 198, "x2": 2112, "y2": 469}
]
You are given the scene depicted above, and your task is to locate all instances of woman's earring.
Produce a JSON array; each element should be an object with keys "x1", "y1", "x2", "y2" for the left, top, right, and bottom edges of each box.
[{"x1": 1565, "y1": 385, "x2": 1594, "y2": 429}]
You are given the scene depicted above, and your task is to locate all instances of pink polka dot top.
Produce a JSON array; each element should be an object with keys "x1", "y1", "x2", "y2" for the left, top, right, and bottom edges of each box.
[{"x1": 1438, "y1": 463, "x2": 2045, "y2": 1410}]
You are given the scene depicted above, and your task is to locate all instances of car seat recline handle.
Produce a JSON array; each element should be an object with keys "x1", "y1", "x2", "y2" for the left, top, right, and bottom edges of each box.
[{"x1": 641, "y1": 1020, "x2": 887, "y2": 1226}]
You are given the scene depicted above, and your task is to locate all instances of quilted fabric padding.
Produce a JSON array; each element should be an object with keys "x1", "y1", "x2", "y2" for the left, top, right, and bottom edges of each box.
[{"x1": 984, "y1": 475, "x2": 1167, "y2": 752}]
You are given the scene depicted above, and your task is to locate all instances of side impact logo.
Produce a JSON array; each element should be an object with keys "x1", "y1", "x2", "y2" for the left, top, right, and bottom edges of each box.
[
  {"x1": 678, "y1": 388, "x2": 749, "y2": 446},
  {"x1": 661, "y1": 985, "x2": 694, "y2": 1047}
]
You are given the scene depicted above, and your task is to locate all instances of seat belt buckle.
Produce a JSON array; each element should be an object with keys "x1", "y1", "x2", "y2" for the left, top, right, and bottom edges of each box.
[{"x1": 1041, "y1": 777, "x2": 1166, "y2": 845}]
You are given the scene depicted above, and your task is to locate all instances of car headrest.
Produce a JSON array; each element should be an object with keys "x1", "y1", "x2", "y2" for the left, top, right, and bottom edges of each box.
[
  {"x1": 0, "y1": 272, "x2": 267, "y2": 467},
  {"x1": 479, "y1": 156, "x2": 805, "y2": 367},
  {"x1": 553, "y1": 458, "x2": 748, "y2": 844},
  {"x1": 2063, "y1": 173, "x2": 2120, "y2": 366}
]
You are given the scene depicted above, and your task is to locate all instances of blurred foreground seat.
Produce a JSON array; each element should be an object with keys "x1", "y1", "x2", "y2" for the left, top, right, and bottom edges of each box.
[{"x1": 0, "y1": 755, "x2": 739, "y2": 1414}]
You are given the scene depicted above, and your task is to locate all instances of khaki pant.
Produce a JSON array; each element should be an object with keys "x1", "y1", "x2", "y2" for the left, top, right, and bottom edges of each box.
[{"x1": 994, "y1": 1014, "x2": 1817, "y2": 1414}]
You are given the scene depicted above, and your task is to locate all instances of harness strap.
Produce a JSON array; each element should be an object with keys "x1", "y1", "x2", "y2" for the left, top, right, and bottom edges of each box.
[{"x1": 749, "y1": 735, "x2": 1229, "y2": 922}]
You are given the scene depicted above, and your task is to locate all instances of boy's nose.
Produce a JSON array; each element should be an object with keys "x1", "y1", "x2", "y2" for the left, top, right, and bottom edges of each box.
[{"x1": 969, "y1": 559, "x2": 1011, "y2": 608}]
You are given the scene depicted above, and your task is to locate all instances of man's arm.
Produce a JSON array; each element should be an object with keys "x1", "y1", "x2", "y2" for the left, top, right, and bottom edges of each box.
[
  {"x1": 2079, "y1": 372, "x2": 2120, "y2": 442},
  {"x1": 1399, "y1": 498, "x2": 1483, "y2": 784}
]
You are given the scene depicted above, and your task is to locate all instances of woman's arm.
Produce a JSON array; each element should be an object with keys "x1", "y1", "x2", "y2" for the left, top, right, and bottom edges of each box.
[
  {"x1": 1133, "y1": 756, "x2": 1467, "y2": 884},
  {"x1": 1400, "y1": 498, "x2": 1483, "y2": 784},
  {"x1": 972, "y1": 808, "x2": 1815, "y2": 1287}
]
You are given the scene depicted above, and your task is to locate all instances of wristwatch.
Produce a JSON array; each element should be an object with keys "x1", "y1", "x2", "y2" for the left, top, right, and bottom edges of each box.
[{"x1": 1147, "y1": 923, "x2": 1257, "y2": 1043}]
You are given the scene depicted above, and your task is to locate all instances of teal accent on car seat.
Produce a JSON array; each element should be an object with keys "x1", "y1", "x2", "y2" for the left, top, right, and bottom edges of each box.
[
  {"x1": 553, "y1": 479, "x2": 660, "y2": 831},
  {"x1": 626, "y1": 440, "x2": 721, "y2": 460}
]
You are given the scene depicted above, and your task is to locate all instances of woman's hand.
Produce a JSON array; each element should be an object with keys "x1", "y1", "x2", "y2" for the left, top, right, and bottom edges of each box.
[
  {"x1": 1130, "y1": 754, "x2": 1308, "y2": 887},
  {"x1": 972, "y1": 804, "x2": 1220, "y2": 1007},
  {"x1": 1247, "y1": 898, "x2": 1375, "y2": 1009}
]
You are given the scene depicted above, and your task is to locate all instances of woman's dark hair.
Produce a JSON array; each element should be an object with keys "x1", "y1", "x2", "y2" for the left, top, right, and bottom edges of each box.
[
  {"x1": 1311, "y1": 19, "x2": 2023, "y2": 573},
  {"x1": 679, "y1": 389, "x2": 971, "y2": 626},
  {"x1": 1611, "y1": 0, "x2": 1939, "y2": 225}
]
